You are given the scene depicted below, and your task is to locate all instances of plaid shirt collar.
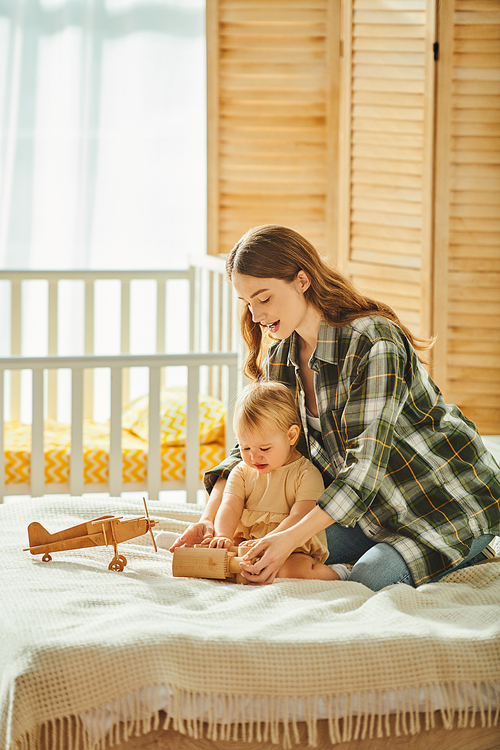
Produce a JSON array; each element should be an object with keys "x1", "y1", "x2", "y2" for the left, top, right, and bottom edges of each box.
[{"x1": 288, "y1": 318, "x2": 339, "y2": 370}]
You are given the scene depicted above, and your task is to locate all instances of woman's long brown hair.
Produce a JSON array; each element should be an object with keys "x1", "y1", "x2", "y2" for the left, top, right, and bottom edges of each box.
[{"x1": 226, "y1": 224, "x2": 434, "y2": 380}]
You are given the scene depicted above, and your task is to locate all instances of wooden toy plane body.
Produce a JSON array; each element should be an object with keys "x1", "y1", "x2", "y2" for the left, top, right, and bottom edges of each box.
[{"x1": 24, "y1": 510, "x2": 158, "y2": 571}]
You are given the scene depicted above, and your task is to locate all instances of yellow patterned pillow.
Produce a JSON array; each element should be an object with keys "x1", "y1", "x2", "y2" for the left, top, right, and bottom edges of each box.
[{"x1": 122, "y1": 387, "x2": 225, "y2": 446}]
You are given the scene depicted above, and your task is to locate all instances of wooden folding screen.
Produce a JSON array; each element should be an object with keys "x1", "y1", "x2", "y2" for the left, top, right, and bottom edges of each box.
[
  {"x1": 433, "y1": 0, "x2": 500, "y2": 435},
  {"x1": 338, "y1": 0, "x2": 500, "y2": 432},
  {"x1": 337, "y1": 0, "x2": 437, "y2": 341},
  {"x1": 207, "y1": 0, "x2": 341, "y2": 258},
  {"x1": 207, "y1": 0, "x2": 500, "y2": 434}
]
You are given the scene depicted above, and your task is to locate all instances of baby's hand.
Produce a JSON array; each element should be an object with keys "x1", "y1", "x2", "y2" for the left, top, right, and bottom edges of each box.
[
  {"x1": 208, "y1": 536, "x2": 233, "y2": 549},
  {"x1": 237, "y1": 539, "x2": 258, "y2": 549},
  {"x1": 169, "y1": 521, "x2": 213, "y2": 551}
]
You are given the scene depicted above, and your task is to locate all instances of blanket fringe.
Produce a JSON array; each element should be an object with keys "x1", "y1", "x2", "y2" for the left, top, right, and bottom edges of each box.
[{"x1": 12, "y1": 680, "x2": 500, "y2": 749}]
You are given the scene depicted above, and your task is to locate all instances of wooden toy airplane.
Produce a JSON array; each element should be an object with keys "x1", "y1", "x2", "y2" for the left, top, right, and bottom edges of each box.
[
  {"x1": 24, "y1": 498, "x2": 158, "y2": 571},
  {"x1": 172, "y1": 544, "x2": 255, "y2": 584}
]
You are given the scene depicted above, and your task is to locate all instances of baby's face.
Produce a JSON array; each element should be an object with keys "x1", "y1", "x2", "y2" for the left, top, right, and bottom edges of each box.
[{"x1": 237, "y1": 425, "x2": 297, "y2": 474}]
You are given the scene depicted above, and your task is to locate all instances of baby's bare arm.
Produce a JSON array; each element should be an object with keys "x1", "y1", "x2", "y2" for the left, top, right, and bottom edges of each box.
[
  {"x1": 169, "y1": 477, "x2": 226, "y2": 550},
  {"x1": 269, "y1": 500, "x2": 316, "y2": 535},
  {"x1": 210, "y1": 492, "x2": 245, "y2": 546}
]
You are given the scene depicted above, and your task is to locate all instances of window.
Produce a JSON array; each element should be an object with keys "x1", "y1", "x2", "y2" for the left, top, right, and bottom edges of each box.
[{"x1": 0, "y1": 0, "x2": 206, "y2": 270}]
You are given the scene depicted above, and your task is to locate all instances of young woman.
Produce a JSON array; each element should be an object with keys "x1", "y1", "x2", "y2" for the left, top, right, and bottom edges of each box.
[
  {"x1": 172, "y1": 225, "x2": 500, "y2": 590},
  {"x1": 207, "y1": 380, "x2": 349, "y2": 581}
]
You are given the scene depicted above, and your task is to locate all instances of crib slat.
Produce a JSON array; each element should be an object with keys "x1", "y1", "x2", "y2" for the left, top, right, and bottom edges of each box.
[
  {"x1": 84, "y1": 280, "x2": 94, "y2": 420},
  {"x1": 185, "y1": 365, "x2": 200, "y2": 503},
  {"x1": 220, "y1": 282, "x2": 229, "y2": 415},
  {"x1": 121, "y1": 280, "x2": 130, "y2": 354},
  {"x1": 156, "y1": 280, "x2": 166, "y2": 390},
  {"x1": 231, "y1": 285, "x2": 238, "y2": 352},
  {"x1": 156, "y1": 280, "x2": 166, "y2": 353},
  {"x1": 148, "y1": 366, "x2": 161, "y2": 501},
  {"x1": 221, "y1": 274, "x2": 229, "y2": 352},
  {"x1": 31, "y1": 369, "x2": 44, "y2": 497},
  {"x1": 226, "y1": 364, "x2": 238, "y2": 457},
  {"x1": 121, "y1": 281, "x2": 130, "y2": 408},
  {"x1": 10, "y1": 280, "x2": 21, "y2": 421},
  {"x1": 70, "y1": 368, "x2": 84, "y2": 496},
  {"x1": 109, "y1": 367, "x2": 123, "y2": 498},
  {"x1": 47, "y1": 280, "x2": 58, "y2": 420},
  {"x1": 199, "y1": 268, "x2": 209, "y2": 352},
  {"x1": 211, "y1": 271, "x2": 221, "y2": 399},
  {"x1": 188, "y1": 266, "x2": 199, "y2": 352}
]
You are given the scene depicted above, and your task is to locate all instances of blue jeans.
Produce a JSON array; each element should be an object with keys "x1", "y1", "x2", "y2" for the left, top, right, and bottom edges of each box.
[{"x1": 325, "y1": 523, "x2": 494, "y2": 591}]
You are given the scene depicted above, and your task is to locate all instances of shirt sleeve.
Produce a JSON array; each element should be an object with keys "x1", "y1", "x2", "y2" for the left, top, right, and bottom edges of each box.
[
  {"x1": 203, "y1": 444, "x2": 242, "y2": 494},
  {"x1": 316, "y1": 338, "x2": 410, "y2": 526},
  {"x1": 224, "y1": 462, "x2": 246, "y2": 500}
]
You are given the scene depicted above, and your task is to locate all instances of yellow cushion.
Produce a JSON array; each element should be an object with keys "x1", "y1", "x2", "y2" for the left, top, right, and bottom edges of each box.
[{"x1": 122, "y1": 387, "x2": 225, "y2": 446}]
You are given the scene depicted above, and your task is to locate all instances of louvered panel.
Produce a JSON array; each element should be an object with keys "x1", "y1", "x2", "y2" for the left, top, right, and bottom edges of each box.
[
  {"x1": 350, "y1": 260, "x2": 423, "y2": 331},
  {"x1": 339, "y1": 0, "x2": 435, "y2": 339},
  {"x1": 434, "y1": 0, "x2": 500, "y2": 434},
  {"x1": 208, "y1": 0, "x2": 340, "y2": 258}
]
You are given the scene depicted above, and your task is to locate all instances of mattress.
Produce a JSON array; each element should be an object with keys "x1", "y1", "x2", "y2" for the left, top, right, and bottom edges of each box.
[
  {"x1": 4, "y1": 387, "x2": 226, "y2": 485},
  {"x1": 4, "y1": 419, "x2": 224, "y2": 484}
]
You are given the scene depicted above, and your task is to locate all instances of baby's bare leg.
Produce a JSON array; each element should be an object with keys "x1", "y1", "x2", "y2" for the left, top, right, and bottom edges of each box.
[{"x1": 277, "y1": 553, "x2": 340, "y2": 581}]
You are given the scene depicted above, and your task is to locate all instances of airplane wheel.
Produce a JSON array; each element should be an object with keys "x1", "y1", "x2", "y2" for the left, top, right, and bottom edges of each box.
[
  {"x1": 117, "y1": 555, "x2": 127, "y2": 568},
  {"x1": 42, "y1": 553, "x2": 52, "y2": 562},
  {"x1": 108, "y1": 556, "x2": 125, "y2": 572}
]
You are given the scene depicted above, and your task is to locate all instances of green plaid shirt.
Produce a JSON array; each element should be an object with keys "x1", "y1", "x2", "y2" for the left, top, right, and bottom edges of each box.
[{"x1": 205, "y1": 317, "x2": 500, "y2": 584}]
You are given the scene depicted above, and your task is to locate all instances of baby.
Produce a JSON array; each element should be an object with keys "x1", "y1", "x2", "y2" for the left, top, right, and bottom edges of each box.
[{"x1": 208, "y1": 381, "x2": 349, "y2": 581}]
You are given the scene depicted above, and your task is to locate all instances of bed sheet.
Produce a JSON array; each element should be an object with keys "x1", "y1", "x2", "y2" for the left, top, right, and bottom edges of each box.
[{"x1": 1, "y1": 496, "x2": 499, "y2": 750}]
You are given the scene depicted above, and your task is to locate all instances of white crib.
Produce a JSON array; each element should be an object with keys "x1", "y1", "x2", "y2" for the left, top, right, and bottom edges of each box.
[{"x1": 0, "y1": 257, "x2": 240, "y2": 503}]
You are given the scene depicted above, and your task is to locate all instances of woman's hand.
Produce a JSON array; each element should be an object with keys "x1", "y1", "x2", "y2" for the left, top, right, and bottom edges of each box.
[
  {"x1": 238, "y1": 506, "x2": 334, "y2": 584},
  {"x1": 169, "y1": 521, "x2": 214, "y2": 551},
  {"x1": 238, "y1": 530, "x2": 296, "y2": 585}
]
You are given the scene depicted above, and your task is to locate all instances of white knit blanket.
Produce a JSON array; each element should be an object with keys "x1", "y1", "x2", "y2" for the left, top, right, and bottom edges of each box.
[{"x1": 1, "y1": 496, "x2": 500, "y2": 750}]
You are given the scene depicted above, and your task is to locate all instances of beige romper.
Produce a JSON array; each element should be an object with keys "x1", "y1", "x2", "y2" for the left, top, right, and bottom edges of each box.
[{"x1": 225, "y1": 455, "x2": 329, "y2": 564}]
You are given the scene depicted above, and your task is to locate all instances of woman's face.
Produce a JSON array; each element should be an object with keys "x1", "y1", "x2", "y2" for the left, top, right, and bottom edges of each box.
[{"x1": 232, "y1": 272, "x2": 311, "y2": 340}]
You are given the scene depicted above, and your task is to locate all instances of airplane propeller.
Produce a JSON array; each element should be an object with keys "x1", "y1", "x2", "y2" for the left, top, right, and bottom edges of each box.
[{"x1": 143, "y1": 496, "x2": 158, "y2": 553}]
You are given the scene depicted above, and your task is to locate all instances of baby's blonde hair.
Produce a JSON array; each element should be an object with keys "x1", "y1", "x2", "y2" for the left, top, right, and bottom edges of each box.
[{"x1": 234, "y1": 381, "x2": 300, "y2": 439}]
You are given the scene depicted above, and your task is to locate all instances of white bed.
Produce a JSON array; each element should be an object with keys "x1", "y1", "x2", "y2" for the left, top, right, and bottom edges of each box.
[{"x1": 2, "y1": 495, "x2": 499, "y2": 750}]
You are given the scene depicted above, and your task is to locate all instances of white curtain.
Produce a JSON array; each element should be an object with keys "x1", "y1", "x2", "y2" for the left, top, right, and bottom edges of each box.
[{"x1": 0, "y1": 0, "x2": 206, "y2": 270}]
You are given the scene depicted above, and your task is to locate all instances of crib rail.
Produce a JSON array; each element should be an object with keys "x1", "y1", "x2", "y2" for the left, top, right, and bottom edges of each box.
[
  {"x1": 0, "y1": 258, "x2": 240, "y2": 420},
  {"x1": 0, "y1": 352, "x2": 238, "y2": 503}
]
